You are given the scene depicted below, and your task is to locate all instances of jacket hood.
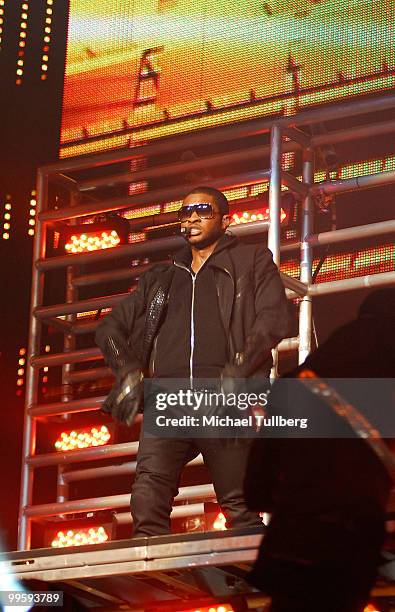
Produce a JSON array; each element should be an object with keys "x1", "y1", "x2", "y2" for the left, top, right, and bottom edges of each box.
[{"x1": 173, "y1": 232, "x2": 238, "y2": 267}]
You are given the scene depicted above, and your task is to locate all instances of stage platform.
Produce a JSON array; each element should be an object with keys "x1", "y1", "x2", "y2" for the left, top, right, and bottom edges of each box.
[
  {"x1": 2, "y1": 528, "x2": 395, "y2": 610},
  {"x1": 1, "y1": 528, "x2": 270, "y2": 610}
]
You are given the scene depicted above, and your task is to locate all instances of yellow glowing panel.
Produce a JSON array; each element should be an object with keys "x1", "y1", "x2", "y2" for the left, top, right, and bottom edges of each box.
[
  {"x1": 60, "y1": 0, "x2": 395, "y2": 157},
  {"x1": 281, "y1": 243, "x2": 395, "y2": 283}
]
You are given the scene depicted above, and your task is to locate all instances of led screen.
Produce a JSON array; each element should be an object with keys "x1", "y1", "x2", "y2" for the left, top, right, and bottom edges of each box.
[{"x1": 60, "y1": 0, "x2": 395, "y2": 157}]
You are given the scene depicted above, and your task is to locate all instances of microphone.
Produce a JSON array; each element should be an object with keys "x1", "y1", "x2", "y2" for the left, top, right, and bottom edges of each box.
[{"x1": 180, "y1": 226, "x2": 192, "y2": 237}]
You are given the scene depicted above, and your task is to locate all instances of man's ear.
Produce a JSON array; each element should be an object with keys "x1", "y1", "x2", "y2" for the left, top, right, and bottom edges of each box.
[{"x1": 222, "y1": 214, "x2": 231, "y2": 230}]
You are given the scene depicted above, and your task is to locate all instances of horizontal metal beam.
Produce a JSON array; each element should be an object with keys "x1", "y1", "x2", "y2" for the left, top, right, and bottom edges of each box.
[
  {"x1": 63, "y1": 455, "x2": 204, "y2": 483},
  {"x1": 78, "y1": 145, "x2": 271, "y2": 192},
  {"x1": 307, "y1": 220, "x2": 395, "y2": 247},
  {"x1": 70, "y1": 320, "x2": 102, "y2": 335},
  {"x1": 39, "y1": 171, "x2": 270, "y2": 222},
  {"x1": 308, "y1": 271, "x2": 395, "y2": 296},
  {"x1": 64, "y1": 367, "x2": 112, "y2": 384},
  {"x1": 281, "y1": 172, "x2": 309, "y2": 197},
  {"x1": 37, "y1": 235, "x2": 183, "y2": 271},
  {"x1": 29, "y1": 395, "x2": 105, "y2": 418},
  {"x1": 24, "y1": 484, "x2": 215, "y2": 517},
  {"x1": 28, "y1": 441, "x2": 139, "y2": 467},
  {"x1": 72, "y1": 263, "x2": 154, "y2": 288},
  {"x1": 311, "y1": 118, "x2": 395, "y2": 148},
  {"x1": 41, "y1": 115, "x2": 278, "y2": 175},
  {"x1": 280, "y1": 272, "x2": 308, "y2": 296},
  {"x1": 34, "y1": 293, "x2": 126, "y2": 320},
  {"x1": 286, "y1": 92, "x2": 395, "y2": 129},
  {"x1": 115, "y1": 502, "x2": 206, "y2": 525},
  {"x1": 310, "y1": 169, "x2": 395, "y2": 197},
  {"x1": 31, "y1": 347, "x2": 101, "y2": 368}
]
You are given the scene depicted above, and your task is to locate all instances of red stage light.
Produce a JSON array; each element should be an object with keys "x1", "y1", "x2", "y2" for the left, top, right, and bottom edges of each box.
[
  {"x1": 231, "y1": 207, "x2": 287, "y2": 225},
  {"x1": 182, "y1": 605, "x2": 234, "y2": 612},
  {"x1": 65, "y1": 229, "x2": 121, "y2": 253},
  {"x1": 212, "y1": 512, "x2": 227, "y2": 531},
  {"x1": 51, "y1": 526, "x2": 109, "y2": 548},
  {"x1": 54, "y1": 425, "x2": 111, "y2": 452},
  {"x1": 60, "y1": 215, "x2": 130, "y2": 253}
]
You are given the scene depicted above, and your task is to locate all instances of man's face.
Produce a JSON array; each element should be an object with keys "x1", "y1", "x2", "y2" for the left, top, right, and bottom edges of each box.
[{"x1": 180, "y1": 192, "x2": 230, "y2": 248}]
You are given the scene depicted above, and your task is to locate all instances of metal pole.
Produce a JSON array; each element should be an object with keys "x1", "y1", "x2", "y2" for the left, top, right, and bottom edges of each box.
[
  {"x1": 310, "y1": 169, "x2": 395, "y2": 197},
  {"x1": 308, "y1": 271, "x2": 395, "y2": 296},
  {"x1": 18, "y1": 171, "x2": 48, "y2": 550},
  {"x1": 298, "y1": 147, "x2": 314, "y2": 364},
  {"x1": 268, "y1": 124, "x2": 282, "y2": 377},
  {"x1": 24, "y1": 484, "x2": 216, "y2": 518},
  {"x1": 57, "y1": 244, "x2": 79, "y2": 502},
  {"x1": 268, "y1": 125, "x2": 282, "y2": 267},
  {"x1": 40, "y1": 170, "x2": 271, "y2": 222}
]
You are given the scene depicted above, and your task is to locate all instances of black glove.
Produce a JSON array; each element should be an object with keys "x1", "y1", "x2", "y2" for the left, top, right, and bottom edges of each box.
[{"x1": 102, "y1": 369, "x2": 144, "y2": 426}]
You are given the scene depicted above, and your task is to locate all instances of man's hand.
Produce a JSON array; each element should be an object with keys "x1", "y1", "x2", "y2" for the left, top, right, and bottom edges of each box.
[{"x1": 102, "y1": 369, "x2": 144, "y2": 426}]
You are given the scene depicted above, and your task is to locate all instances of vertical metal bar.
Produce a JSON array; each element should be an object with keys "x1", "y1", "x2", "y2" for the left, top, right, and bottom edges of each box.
[
  {"x1": 18, "y1": 171, "x2": 48, "y2": 550},
  {"x1": 57, "y1": 191, "x2": 79, "y2": 502},
  {"x1": 268, "y1": 124, "x2": 282, "y2": 378},
  {"x1": 268, "y1": 124, "x2": 282, "y2": 266},
  {"x1": 298, "y1": 147, "x2": 314, "y2": 364},
  {"x1": 57, "y1": 466, "x2": 70, "y2": 505}
]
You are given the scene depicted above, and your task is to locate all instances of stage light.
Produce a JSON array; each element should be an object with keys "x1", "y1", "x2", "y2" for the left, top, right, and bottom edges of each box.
[
  {"x1": 60, "y1": 215, "x2": 129, "y2": 254},
  {"x1": 212, "y1": 511, "x2": 227, "y2": 531},
  {"x1": 54, "y1": 425, "x2": 111, "y2": 452},
  {"x1": 28, "y1": 191, "x2": 36, "y2": 236},
  {"x1": 2, "y1": 196, "x2": 12, "y2": 239},
  {"x1": 364, "y1": 605, "x2": 381, "y2": 612},
  {"x1": 51, "y1": 526, "x2": 109, "y2": 548},
  {"x1": 16, "y1": 2, "x2": 29, "y2": 85},
  {"x1": 182, "y1": 605, "x2": 234, "y2": 612}
]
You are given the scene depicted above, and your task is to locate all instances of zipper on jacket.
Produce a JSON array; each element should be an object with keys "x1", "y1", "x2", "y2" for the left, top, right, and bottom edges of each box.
[{"x1": 174, "y1": 261, "x2": 200, "y2": 387}]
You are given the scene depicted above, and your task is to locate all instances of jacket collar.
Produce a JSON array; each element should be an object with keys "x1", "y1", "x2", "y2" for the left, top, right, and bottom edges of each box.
[{"x1": 173, "y1": 232, "x2": 237, "y2": 269}]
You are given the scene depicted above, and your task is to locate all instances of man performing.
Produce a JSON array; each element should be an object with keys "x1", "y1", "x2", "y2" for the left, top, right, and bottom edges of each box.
[{"x1": 95, "y1": 186, "x2": 289, "y2": 537}]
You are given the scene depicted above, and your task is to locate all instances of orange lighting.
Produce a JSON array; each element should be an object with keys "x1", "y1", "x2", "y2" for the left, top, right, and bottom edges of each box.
[
  {"x1": 183, "y1": 605, "x2": 234, "y2": 612},
  {"x1": 65, "y1": 230, "x2": 121, "y2": 253},
  {"x1": 55, "y1": 425, "x2": 111, "y2": 451},
  {"x1": 364, "y1": 605, "x2": 381, "y2": 612},
  {"x1": 51, "y1": 526, "x2": 109, "y2": 548},
  {"x1": 231, "y1": 207, "x2": 287, "y2": 225},
  {"x1": 212, "y1": 512, "x2": 227, "y2": 531}
]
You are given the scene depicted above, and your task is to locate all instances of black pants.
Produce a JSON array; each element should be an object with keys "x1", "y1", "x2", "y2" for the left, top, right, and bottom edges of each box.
[{"x1": 131, "y1": 435, "x2": 262, "y2": 536}]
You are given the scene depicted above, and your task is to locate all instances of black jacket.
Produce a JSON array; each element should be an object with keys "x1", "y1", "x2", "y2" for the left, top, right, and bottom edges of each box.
[{"x1": 95, "y1": 234, "x2": 290, "y2": 386}]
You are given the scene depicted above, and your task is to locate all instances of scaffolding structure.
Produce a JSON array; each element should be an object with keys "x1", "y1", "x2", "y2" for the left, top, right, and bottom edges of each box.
[{"x1": 18, "y1": 92, "x2": 395, "y2": 553}]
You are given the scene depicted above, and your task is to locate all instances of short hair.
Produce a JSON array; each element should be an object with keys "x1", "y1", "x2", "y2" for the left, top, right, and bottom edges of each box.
[{"x1": 185, "y1": 186, "x2": 229, "y2": 216}]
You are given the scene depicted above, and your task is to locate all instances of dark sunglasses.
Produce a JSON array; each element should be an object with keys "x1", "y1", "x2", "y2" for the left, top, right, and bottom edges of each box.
[{"x1": 178, "y1": 202, "x2": 220, "y2": 222}]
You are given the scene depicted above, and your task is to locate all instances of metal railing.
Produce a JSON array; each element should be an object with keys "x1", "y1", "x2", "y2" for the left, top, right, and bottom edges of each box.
[{"x1": 18, "y1": 92, "x2": 395, "y2": 549}]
